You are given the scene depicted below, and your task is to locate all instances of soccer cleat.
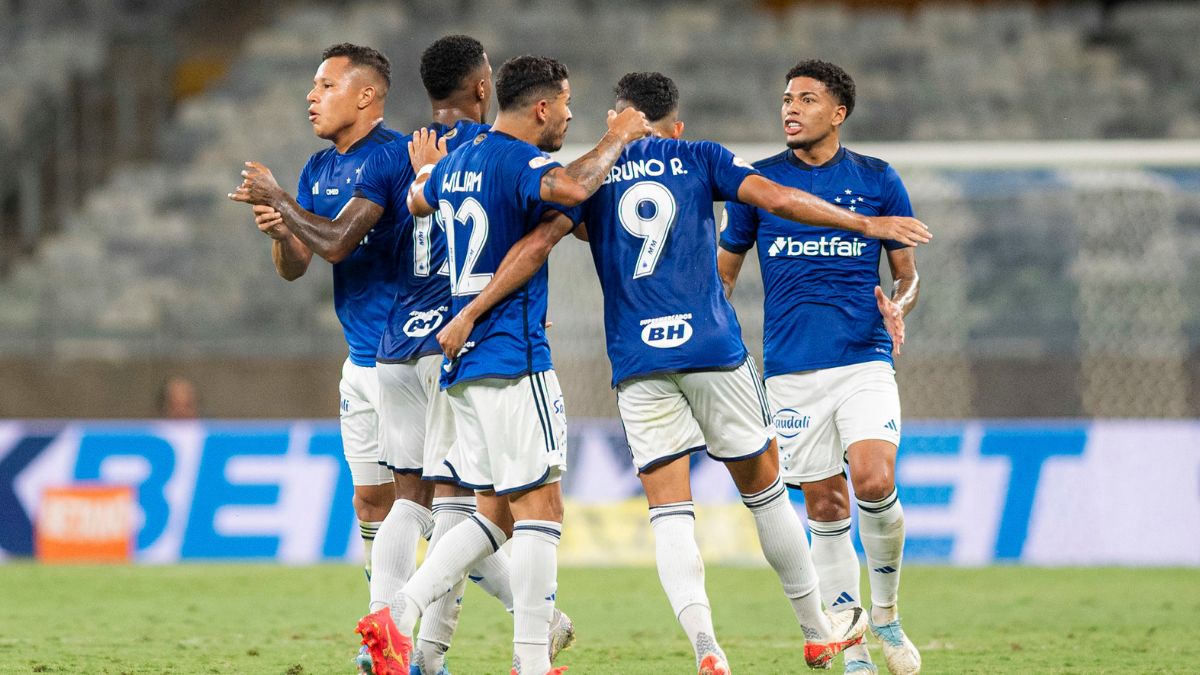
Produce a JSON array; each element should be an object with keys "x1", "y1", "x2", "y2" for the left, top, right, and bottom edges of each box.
[
  {"x1": 844, "y1": 659, "x2": 878, "y2": 674},
  {"x1": 869, "y1": 618, "x2": 921, "y2": 675},
  {"x1": 409, "y1": 665, "x2": 452, "y2": 675},
  {"x1": 548, "y1": 608, "x2": 577, "y2": 662},
  {"x1": 803, "y1": 606, "x2": 869, "y2": 669},
  {"x1": 510, "y1": 668, "x2": 568, "y2": 675},
  {"x1": 356, "y1": 607, "x2": 412, "y2": 675},
  {"x1": 356, "y1": 645, "x2": 374, "y2": 674},
  {"x1": 698, "y1": 653, "x2": 731, "y2": 675}
]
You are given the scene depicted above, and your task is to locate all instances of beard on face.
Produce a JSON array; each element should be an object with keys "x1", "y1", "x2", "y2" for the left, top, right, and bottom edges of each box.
[
  {"x1": 537, "y1": 118, "x2": 567, "y2": 152},
  {"x1": 785, "y1": 128, "x2": 829, "y2": 152}
]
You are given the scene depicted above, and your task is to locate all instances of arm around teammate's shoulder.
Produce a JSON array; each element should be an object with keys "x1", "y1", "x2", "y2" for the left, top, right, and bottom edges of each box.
[{"x1": 541, "y1": 108, "x2": 652, "y2": 206}]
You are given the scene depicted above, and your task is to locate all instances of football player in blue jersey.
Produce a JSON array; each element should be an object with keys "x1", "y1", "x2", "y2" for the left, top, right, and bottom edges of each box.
[
  {"x1": 355, "y1": 55, "x2": 652, "y2": 675},
  {"x1": 228, "y1": 42, "x2": 400, "y2": 591},
  {"x1": 719, "y1": 60, "x2": 923, "y2": 675},
  {"x1": 570, "y1": 72, "x2": 928, "y2": 674}
]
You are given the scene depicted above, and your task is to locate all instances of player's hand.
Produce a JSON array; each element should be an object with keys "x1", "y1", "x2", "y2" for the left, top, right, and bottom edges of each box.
[
  {"x1": 409, "y1": 127, "x2": 448, "y2": 171},
  {"x1": 436, "y1": 314, "x2": 473, "y2": 361},
  {"x1": 253, "y1": 205, "x2": 288, "y2": 240},
  {"x1": 875, "y1": 285, "x2": 905, "y2": 356},
  {"x1": 864, "y1": 216, "x2": 931, "y2": 247},
  {"x1": 606, "y1": 107, "x2": 652, "y2": 144},
  {"x1": 228, "y1": 161, "x2": 283, "y2": 206}
]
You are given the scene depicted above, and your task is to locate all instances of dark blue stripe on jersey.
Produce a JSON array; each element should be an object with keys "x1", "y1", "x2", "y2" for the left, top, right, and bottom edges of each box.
[
  {"x1": 468, "y1": 514, "x2": 500, "y2": 552},
  {"x1": 513, "y1": 524, "x2": 562, "y2": 540},
  {"x1": 494, "y1": 465, "x2": 553, "y2": 496},
  {"x1": 637, "y1": 444, "x2": 706, "y2": 475},
  {"x1": 858, "y1": 489, "x2": 900, "y2": 513},
  {"x1": 649, "y1": 509, "x2": 696, "y2": 524},
  {"x1": 528, "y1": 374, "x2": 554, "y2": 453},
  {"x1": 707, "y1": 436, "x2": 772, "y2": 464}
]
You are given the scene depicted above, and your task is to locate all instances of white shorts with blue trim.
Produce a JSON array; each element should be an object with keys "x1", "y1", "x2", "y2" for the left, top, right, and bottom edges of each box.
[
  {"x1": 377, "y1": 354, "x2": 459, "y2": 482},
  {"x1": 766, "y1": 360, "x2": 902, "y2": 485},
  {"x1": 615, "y1": 358, "x2": 776, "y2": 474},
  {"x1": 338, "y1": 358, "x2": 394, "y2": 486},
  {"x1": 445, "y1": 370, "x2": 568, "y2": 495}
]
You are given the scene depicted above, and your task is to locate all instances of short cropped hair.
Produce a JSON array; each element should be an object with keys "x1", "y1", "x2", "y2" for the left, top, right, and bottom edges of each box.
[
  {"x1": 322, "y1": 43, "x2": 391, "y2": 92},
  {"x1": 614, "y1": 72, "x2": 679, "y2": 122},
  {"x1": 420, "y1": 35, "x2": 486, "y2": 100},
  {"x1": 495, "y1": 55, "x2": 569, "y2": 111},
  {"x1": 785, "y1": 60, "x2": 855, "y2": 118}
]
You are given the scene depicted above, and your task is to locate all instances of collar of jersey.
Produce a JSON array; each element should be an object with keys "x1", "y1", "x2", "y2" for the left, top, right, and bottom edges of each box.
[
  {"x1": 339, "y1": 121, "x2": 389, "y2": 156},
  {"x1": 785, "y1": 145, "x2": 846, "y2": 171}
]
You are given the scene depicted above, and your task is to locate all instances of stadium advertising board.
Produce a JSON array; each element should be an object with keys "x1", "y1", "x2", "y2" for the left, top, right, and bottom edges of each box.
[{"x1": 1, "y1": 420, "x2": 1196, "y2": 565}]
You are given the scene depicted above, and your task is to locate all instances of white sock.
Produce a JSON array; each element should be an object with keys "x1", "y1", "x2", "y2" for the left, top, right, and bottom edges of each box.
[
  {"x1": 510, "y1": 520, "x2": 560, "y2": 675},
  {"x1": 393, "y1": 513, "x2": 507, "y2": 635},
  {"x1": 369, "y1": 500, "x2": 433, "y2": 613},
  {"x1": 360, "y1": 519, "x2": 383, "y2": 581},
  {"x1": 414, "y1": 498, "x2": 473, "y2": 673},
  {"x1": 741, "y1": 476, "x2": 830, "y2": 640},
  {"x1": 649, "y1": 501, "x2": 723, "y2": 665},
  {"x1": 810, "y1": 517, "x2": 867, "y2": 657},
  {"x1": 858, "y1": 489, "x2": 905, "y2": 617}
]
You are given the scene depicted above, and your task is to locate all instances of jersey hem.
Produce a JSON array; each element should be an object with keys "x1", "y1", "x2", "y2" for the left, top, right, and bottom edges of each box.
[
  {"x1": 764, "y1": 352, "x2": 893, "y2": 379},
  {"x1": 612, "y1": 355, "x2": 748, "y2": 389},
  {"x1": 376, "y1": 348, "x2": 443, "y2": 365},
  {"x1": 443, "y1": 366, "x2": 553, "y2": 389}
]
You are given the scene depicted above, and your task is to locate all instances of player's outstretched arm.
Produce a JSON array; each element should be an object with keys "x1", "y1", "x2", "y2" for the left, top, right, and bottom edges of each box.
[
  {"x1": 229, "y1": 161, "x2": 383, "y2": 263},
  {"x1": 436, "y1": 210, "x2": 576, "y2": 359},
  {"x1": 406, "y1": 128, "x2": 448, "y2": 218},
  {"x1": 717, "y1": 248, "x2": 747, "y2": 299},
  {"x1": 877, "y1": 247, "x2": 920, "y2": 356},
  {"x1": 540, "y1": 108, "x2": 652, "y2": 206},
  {"x1": 254, "y1": 205, "x2": 313, "y2": 280},
  {"x1": 737, "y1": 175, "x2": 931, "y2": 247}
]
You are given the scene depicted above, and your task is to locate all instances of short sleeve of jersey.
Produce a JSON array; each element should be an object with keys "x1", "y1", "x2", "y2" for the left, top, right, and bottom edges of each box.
[
  {"x1": 296, "y1": 159, "x2": 314, "y2": 212},
  {"x1": 880, "y1": 165, "x2": 915, "y2": 251},
  {"x1": 692, "y1": 140, "x2": 759, "y2": 203},
  {"x1": 720, "y1": 200, "x2": 759, "y2": 254},
  {"x1": 508, "y1": 144, "x2": 562, "y2": 208},
  {"x1": 353, "y1": 143, "x2": 409, "y2": 208}
]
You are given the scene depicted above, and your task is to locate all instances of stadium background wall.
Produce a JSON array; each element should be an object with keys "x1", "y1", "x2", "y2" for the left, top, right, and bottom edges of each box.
[{"x1": 1, "y1": 419, "x2": 1197, "y2": 566}]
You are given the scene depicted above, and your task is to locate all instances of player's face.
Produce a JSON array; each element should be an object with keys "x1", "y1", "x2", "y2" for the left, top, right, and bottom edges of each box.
[
  {"x1": 536, "y1": 80, "x2": 572, "y2": 152},
  {"x1": 307, "y1": 57, "x2": 365, "y2": 140},
  {"x1": 781, "y1": 77, "x2": 844, "y2": 150}
]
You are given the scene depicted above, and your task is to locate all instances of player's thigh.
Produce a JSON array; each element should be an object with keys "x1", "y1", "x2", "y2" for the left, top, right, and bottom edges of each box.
[
  {"x1": 377, "y1": 360, "x2": 428, "y2": 475},
  {"x1": 765, "y1": 370, "x2": 842, "y2": 487},
  {"x1": 451, "y1": 372, "x2": 568, "y2": 496},
  {"x1": 417, "y1": 354, "x2": 460, "y2": 483},
  {"x1": 832, "y1": 361, "x2": 901, "y2": 499},
  {"x1": 339, "y1": 359, "x2": 392, "y2": 487},
  {"x1": 679, "y1": 359, "x2": 775, "y2": 463},
  {"x1": 616, "y1": 375, "x2": 705, "y2": 474}
]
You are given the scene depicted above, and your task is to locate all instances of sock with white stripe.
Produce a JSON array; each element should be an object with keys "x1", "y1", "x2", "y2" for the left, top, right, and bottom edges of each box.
[
  {"x1": 809, "y1": 516, "x2": 868, "y2": 658},
  {"x1": 369, "y1": 500, "x2": 433, "y2": 613},
  {"x1": 857, "y1": 489, "x2": 905, "y2": 618},
  {"x1": 393, "y1": 513, "x2": 507, "y2": 635},
  {"x1": 649, "y1": 501, "x2": 724, "y2": 666},
  {"x1": 740, "y1": 477, "x2": 831, "y2": 640},
  {"x1": 511, "y1": 520, "x2": 560, "y2": 675},
  {"x1": 359, "y1": 519, "x2": 383, "y2": 581}
]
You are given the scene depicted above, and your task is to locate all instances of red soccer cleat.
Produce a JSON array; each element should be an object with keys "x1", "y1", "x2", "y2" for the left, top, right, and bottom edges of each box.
[
  {"x1": 803, "y1": 607, "x2": 869, "y2": 669},
  {"x1": 355, "y1": 607, "x2": 412, "y2": 675},
  {"x1": 510, "y1": 667, "x2": 568, "y2": 675},
  {"x1": 698, "y1": 652, "x2": 731, "y2": 675}
]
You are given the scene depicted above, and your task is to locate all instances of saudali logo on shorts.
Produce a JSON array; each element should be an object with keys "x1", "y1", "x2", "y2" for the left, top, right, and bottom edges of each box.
[
  {"x1": 774, "y1": 408, "x2": 811, "y2": 439},
  {"x1": 639, "y1": 313, "x2": 693, "y2": 348},
  {"x1": 402, "y1": 306, "x2": 448, "y2": 337}
]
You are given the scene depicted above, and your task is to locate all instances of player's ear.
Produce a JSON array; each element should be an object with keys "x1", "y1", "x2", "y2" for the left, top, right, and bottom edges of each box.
[
  {"x1": 534, "y1": 98, "x2": 550, "y2": 123},
  {"x1": 673, "y1": 120, "x2": 685, "y2": 139},
  {"x1": 831, "y1": 105, "x2": 847, "y2": 129},
  {"x1": 358, "y1": 85, "x2": 376, "y2": 110}
]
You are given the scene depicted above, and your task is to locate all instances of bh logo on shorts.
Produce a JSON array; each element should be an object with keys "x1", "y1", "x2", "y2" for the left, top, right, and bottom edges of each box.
[
  {"x1": 774, "y1": 408, "x2": 811, "y2": 439},
  {"x1": 639, "y1": 313, "x2": 693, "y2": 348},
  {"x1": 403, "y1": 306, "x2": 448, "y2": 338}
]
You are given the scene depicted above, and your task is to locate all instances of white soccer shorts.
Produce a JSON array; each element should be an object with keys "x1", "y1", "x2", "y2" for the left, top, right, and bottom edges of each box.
[
  {"x1": 766, "y1": 360, "x2": 902, "y2": 485},
  {"x1": 615, "y1": 358, "x2": 775, "y2": 473},
  {"x1": 445, "y1": 370, "x2": 568, "y2": 495},
  {"x1": 338, "y1": 358, "x2": 394, "y2": 486},
  {"x1": 377, "y1": 355, "x2": 459, "y2": 483}
]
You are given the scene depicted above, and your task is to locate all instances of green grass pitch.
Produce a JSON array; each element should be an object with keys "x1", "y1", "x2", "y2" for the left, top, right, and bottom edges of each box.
[{"x1": 1, "y1": 564, "x2": 1196, "y2": 673}]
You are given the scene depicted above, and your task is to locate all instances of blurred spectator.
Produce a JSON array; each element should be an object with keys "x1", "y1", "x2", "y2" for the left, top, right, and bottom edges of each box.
[{"x1": 158, "y1": 376, "x2": 199, "y2": 419}]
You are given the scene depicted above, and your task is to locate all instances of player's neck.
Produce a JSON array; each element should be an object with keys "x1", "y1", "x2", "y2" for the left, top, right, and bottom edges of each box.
[
  {"x1": 430, "y1": 101, "x2": 484, "y2": 127},
  {"x1": 790, "y1": 134, "x2": 841, "y2": 167},
  {"x1": 332, "y1": 114, "x2": 384, "y2": 154}
]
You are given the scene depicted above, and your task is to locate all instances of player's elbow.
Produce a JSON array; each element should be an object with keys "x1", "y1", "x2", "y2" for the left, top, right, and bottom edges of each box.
[
  {"x1": 279, "y1": 267, "x2": 306, "y2": 282},
  {"x1": 554, "y1": 183, "x2": 590, "y2": 208}
]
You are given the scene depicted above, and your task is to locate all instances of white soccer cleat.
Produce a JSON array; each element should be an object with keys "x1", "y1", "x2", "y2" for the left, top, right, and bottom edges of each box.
[
  {"x1": 869, "y1": 618, "x2": 920, "y2": 675},
  {"x1": 805, "y1": 607, "x2": 869, "y2": 669},
  {"x1": 547, "y1": 607, "x2": 576, "y2": 662}
]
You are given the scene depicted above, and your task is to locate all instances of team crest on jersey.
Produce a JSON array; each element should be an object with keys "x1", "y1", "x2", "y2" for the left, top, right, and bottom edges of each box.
[
  {"x1": 443, "y1": 128, "x2": 459, "y2": 139},
  {"x1": 774, "y1": 408, "x2": 811, "y2": 439},
  {"x1": 639, "y1": 313, "x2": 693, "y2": 348},
  {"x1": 733, "y1": 156, "x2": 753, "y2": 169},
  {"x1": 402, "y1": 306, "x2": 448, "y2": 338},
  {"x1": 833, "y1": 188, "x2": 865, "y2": 212},
  {"x1": 473, "y1": 133, "x2": 487, "y2": 145},
  {"x1": 528, "y1": 156, "x2": 554, "y2": 170}
]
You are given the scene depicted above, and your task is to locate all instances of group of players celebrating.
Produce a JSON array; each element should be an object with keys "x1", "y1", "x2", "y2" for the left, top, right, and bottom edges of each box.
[{"x1": 229, "y1": 33, "x2": 931, "y2": 675}]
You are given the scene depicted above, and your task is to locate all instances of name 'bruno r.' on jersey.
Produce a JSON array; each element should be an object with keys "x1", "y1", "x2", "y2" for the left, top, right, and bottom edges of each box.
[{"x1": 580, "y1": 136, "x2": 760, "y2": 388}]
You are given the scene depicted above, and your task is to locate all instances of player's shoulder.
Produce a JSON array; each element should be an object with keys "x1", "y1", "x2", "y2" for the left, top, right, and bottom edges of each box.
[
  {"x1": 841, "y1": 147, "x2": 894, "y2": 174},
  {"x1": 365, "y1": 123, "x2": 403, "y2": 148},
  {"x1": 752, "y1": 149, "x2": 793, "y2": 171}
]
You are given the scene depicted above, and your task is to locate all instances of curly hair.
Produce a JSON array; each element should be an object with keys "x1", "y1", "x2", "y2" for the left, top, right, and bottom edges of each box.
[
  {"x1": 614, "y1": 72, "x2": 679, "y2": 122},
  {"x1": 322, "y1": 43, "x2": 391, "y2": 92},
  {"x1": 785, "y1": 60, "x2": 855, "y2": 118},
  {"x1": 495, "y1": 55, "x2": 569, "y2": 111},
  {"x1": 420, "y1": 35, "x2": 486, "y2": 100}
]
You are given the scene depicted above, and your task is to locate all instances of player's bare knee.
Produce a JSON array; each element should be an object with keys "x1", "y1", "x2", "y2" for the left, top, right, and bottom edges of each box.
[{"x1": 851, "y1": 474, "x2": 895, "y2": 503}]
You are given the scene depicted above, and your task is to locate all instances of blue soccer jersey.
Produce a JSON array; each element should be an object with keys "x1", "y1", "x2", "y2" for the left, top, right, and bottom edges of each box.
[
  {"x1": 720, "y1": 146, "x2": 913, "y2": 378},
  {"x1": 296, "y1": 123, "x2": 402, "y2": 367},
  {"x1": 422, "y1": 131, "x2": 573, "y2": 388},
  {"x1": 354, "y1": 120, "x2": 491, "y2": 364},
  {"x1": 580, "y1": 137, "x2": 758, "y2": 387}
]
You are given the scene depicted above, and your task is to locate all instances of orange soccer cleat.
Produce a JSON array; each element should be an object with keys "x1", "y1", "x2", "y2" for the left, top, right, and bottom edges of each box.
[
  {"x1": 510, "y1": 667, "x2": 568, "y2": 675},
  {"x1": 698, "y1": 652, "x2": 731, "y2": 675},
  {"x1": 355, "y1": 607, "x2": 412, "y2": 675},
  {"x1": 803, "y1": 607, "x2": 869, "y2": 669}
]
